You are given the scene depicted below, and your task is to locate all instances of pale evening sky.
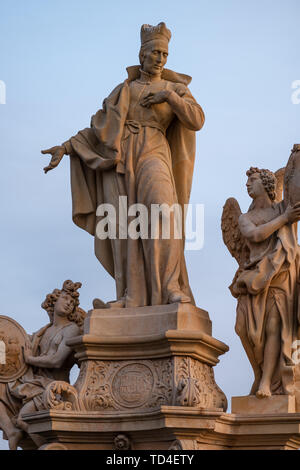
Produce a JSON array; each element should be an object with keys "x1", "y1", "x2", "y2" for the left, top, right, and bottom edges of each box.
[{"x1": 0, "y1": 0, "x2": 299, "y2": 450}]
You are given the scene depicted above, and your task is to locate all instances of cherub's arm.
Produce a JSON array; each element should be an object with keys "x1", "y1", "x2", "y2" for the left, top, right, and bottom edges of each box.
[
  {"x1": 25, "y1": 324, "x2": 79, "y2": 369},
  {"x1": 239, "y1": 204, "x2": 300, "y2": 243}
]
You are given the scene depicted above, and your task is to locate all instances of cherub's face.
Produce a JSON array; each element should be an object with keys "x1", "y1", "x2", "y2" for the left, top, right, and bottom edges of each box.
[
  {"x1": 54, "y1": 292, "x2": 74, "y2": 318},
  {"x1": 246, "y1": 173, "x2": 266, "y2": 199}
]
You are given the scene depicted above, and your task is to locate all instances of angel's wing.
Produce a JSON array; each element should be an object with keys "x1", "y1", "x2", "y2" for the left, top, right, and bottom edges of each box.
[
  {"x1": 221, "y1": 198, "x2": 250, "y2": 298},
  {"x1": 274, "y1": 167, "x2": 285, "y2": 202},
  {"x1": 221, "y1": 198, "x2": 249, "y2": 268}
]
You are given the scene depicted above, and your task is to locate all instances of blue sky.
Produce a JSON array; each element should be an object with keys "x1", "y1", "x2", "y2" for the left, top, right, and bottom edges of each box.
[{"x1": 0, "y1": 0, "x2": 299, "y2": 449}]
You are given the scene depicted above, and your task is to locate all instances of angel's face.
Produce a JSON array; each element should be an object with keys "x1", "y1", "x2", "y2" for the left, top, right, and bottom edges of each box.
[{"x1": 246, "y1": 173, "x2": 266, "y2": 199}]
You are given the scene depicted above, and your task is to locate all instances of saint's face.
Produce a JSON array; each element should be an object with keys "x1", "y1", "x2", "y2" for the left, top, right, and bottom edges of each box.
[
  {"x1": 246, "y1": 173, "x2": 267, "y2": 199},
  {"x1": 54, "y1": 292, "x2": 74, "y2": 318},
  {"x1": 142, "y1": 40, "x2": 168, "y2": 76}
]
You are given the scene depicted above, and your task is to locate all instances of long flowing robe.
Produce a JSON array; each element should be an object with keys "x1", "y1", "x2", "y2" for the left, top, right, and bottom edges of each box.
[
  {"x1": 235, "y1": 202, "x2": 300, "y2": 394},
  {"x1": 64, "y1": 66, "x2": 205, "y2": 307}
]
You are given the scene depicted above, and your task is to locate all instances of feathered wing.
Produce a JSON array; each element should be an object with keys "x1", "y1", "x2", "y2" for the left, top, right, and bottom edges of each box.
[
  {"x1": 221, "y1": 198, "x2": 249, "y2": 298},
  {"x1": 221, "y1": 198, "x2": 248, "y2": 267}
]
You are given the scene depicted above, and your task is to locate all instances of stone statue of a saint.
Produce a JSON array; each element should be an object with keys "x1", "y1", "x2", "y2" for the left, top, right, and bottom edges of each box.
[
  {"x1": 0, "y1": 280, "x2": 85, "y2": 450},
  {"x1": 42, "y1": 22, "x2": 205, "y2": 308},
  {"x1": 222, "y1": 145, "x2": 300, "y2": 398}
]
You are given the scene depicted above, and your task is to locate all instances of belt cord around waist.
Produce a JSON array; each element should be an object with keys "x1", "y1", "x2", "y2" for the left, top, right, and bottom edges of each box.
[{"x1": 125, "y1": 119, "x2": 166, "y2": 135}]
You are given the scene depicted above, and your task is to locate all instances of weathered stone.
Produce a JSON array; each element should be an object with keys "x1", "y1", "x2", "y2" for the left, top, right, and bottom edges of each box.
[{"x1": 232, "y1": 395, "x2": 296, "y2": 414}]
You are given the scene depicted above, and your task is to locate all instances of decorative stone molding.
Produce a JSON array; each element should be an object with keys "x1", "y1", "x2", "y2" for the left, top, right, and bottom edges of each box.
[
  {"x1": 72, "y1": 356, "x2": 226, "y2": 412},
  {"x1": 39, "y1": 442, "x2": 68, "y2": 450},
  {"x1": 75, "y1": 359, "x2": 173, "y2": 412},
  {"x1": 169, "y1": 439, "x2": 200, "y2": 450},
  {"x1": 175, "y1": 357, "x2": 227, "y2": 410},
  {"x1": 114, "y1": 434, "x2": 131, "y2": 450},
  {"x1": 43, "y1": 381, "x2": 81, "y2": 411},
  {"x1": 168, "y1": 439, "x2": 183, "y2": 450}
]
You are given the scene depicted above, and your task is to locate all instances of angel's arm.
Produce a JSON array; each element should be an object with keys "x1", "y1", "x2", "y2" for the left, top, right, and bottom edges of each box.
[{"x1": 239, "y1": 206, "x2": 300, "y2": 243}]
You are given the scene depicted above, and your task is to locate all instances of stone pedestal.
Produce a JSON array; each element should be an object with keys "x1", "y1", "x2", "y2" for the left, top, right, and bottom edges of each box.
[
  {"x1": 22, "y1": 303, "x2": 229, "y2": 450},
  {"x1": 21, "y1": 304, "x2": 300, "y2": 450},
  {"x1": 205, "y1": 395, "x2": 300, "y2": 450},
  {"x1": 210, "y1": 411, "x2": 300, "y2": 450},
  {"x1": 69, "y1": 303, "x2": 228, "y2": 413},
  {"x1": 232, "y1": 395, "x2": 296, "y2": 414}
]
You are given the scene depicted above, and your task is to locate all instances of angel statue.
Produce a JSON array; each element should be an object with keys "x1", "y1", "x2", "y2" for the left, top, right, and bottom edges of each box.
[
  {"x1": 0, "y1": 280, "x2": 86, "y2": 450},
  {"x1": 222, "y1": 144, "x2": 300, "y2": 399}
]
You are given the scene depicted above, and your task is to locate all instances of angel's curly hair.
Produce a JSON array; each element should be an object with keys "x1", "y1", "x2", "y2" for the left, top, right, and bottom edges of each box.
[
  {"x1": 41, "y1": 280, "x2": 86, "y2": 328},
  {"x1": 246, "y1": 167, "x2": 277, "y2": 201}
]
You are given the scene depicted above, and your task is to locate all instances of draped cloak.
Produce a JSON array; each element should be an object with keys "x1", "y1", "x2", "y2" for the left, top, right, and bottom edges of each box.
[{"x1": 64, "y1": 66, "x2": 205, "y2": 306}]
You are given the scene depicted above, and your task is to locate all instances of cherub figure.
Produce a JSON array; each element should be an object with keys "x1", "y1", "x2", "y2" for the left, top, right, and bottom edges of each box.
[
  {"x1": 222, "y1": 145, "x2": 300, "y2": 398},
  {"x1": 0, "y1": 280, "x2": 85, "y2": 450}
]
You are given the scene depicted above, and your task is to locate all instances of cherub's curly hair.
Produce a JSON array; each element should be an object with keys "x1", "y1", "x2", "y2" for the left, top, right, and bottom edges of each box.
[
  {"x1": 246, "y1": 167, "x2": 277, "y2": 201},
  {"x1": 41, "y1": 280, "x2": 86, "y2": 329}
]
